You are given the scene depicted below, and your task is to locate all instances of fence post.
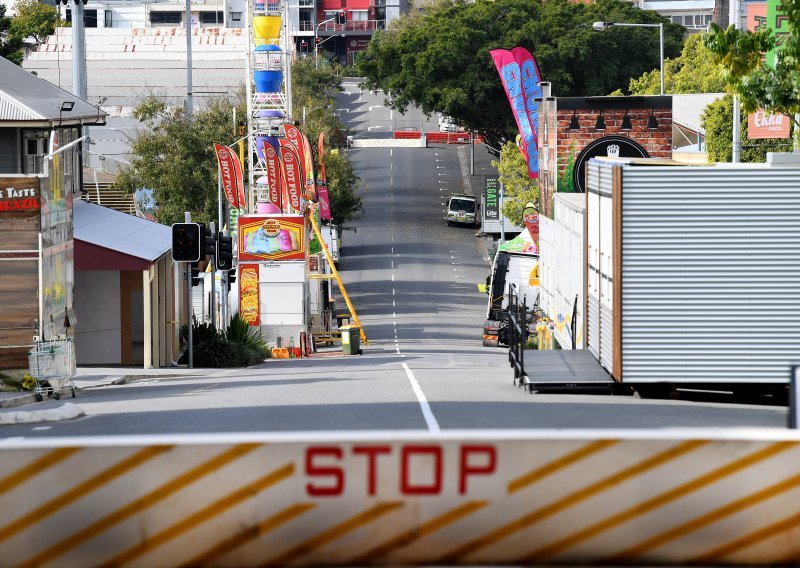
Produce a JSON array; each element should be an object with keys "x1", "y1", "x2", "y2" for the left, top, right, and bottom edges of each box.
[{"x1": 790, "y1": 366, "x2": 799, "y2": 429}]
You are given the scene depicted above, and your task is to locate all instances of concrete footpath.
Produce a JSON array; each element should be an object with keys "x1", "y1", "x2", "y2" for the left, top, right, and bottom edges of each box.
[{"x1": 0, "y1": 366, "x2": 223, "y2": 425}]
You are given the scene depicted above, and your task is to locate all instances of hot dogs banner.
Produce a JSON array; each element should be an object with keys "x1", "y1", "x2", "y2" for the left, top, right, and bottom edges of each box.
[
  {"x1": 214, "y1": 143, "x2": 247, "y2": 210},
  {"x1": 490, "y1": 47, "x2": 543, "y2": 179}
]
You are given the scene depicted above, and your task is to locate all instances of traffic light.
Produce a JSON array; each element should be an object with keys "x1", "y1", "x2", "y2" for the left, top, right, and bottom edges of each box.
[
  {"x1": 190, "y1": 261, "x2": 201, "y2": 287},
  {"x1": 226, "y1": 268, "x2": 236, "y2": 291},
  {"x1": 216, "y1": 234, "x2": 233, "y2": 271},
  {"x1": 171, "y1": 223, "x2": 202, "y2": 262},
  {"x1": 314, "y1": 36, "x2": 322, "y2": 45},
  {"x1": 203, "y1": 225, "x2": 216, "y2": 260},
  {"x1": 337, "y1": 10, "x2": 346, "y2": 24},
  {"x1": 300, "y1": 40, "x2": 308, "y2": 52}
]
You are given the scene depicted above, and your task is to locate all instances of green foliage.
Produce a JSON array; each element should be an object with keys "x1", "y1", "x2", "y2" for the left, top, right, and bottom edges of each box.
[
  {"x1": 493, "y1": 141, "x2": 538, "y2": 226},
  {"x1": 224, "y1": 313, "x2": 269, "y2": 356},
  {"x1": 628, "y1": 34, "x2": 726, "y2": 95},
  {"x1": 355, "y1": 0, "x2": 683, "y2": 149},
  {"x1": 701, "y1": 94, "x2": 793, "y2": 162},
  {"x1": 324, "y1": 150, "x2": 363, "y2": 225},
  {"x1": 179, "y1": 315, "x2": 269, "y2": 367},
  {"x1": 114, "y1": 93, "x2": 247, "y2": 225},
  {"x1": 704, "y1": 3, "x2": 800, "y2": 136},
  {"x1": 11, "y1": 0, "x2": 62, "y2": 44},
  {"x1": 556, "y1": 142, "x2": 579, "y2": 192},
  {"x1": 290, "y1": 58, "x2": 363, "y2": 224},
  {"x1": 0, "y1": 3, "x2": 23, "y2": 64}
]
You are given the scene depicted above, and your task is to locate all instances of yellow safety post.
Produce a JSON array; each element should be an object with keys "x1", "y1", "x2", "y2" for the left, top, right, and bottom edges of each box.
[{"x1": 308, "y1": 209, "x2": 367, "y2": 343}]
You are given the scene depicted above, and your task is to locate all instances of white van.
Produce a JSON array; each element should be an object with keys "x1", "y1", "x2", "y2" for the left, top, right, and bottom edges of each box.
[
  {"x1": 439, "y1": 115, "x2": 458, "y2": 132},
  {"x1": 446, "y1": 194, "x2": 479, "y2": 228}
]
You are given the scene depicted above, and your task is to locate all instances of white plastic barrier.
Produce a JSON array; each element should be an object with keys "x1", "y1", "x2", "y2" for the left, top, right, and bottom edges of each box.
[{"x1": 1, "y1": 429, "x2": 800, "y2": 566}]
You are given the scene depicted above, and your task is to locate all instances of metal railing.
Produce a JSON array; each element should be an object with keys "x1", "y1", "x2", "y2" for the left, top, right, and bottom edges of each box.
[
  {"x1": 317, "y1": 19, "x2": 386, "y2": 33},
  {"x1": 508, "y1": 283, "x2": 529, "y2": 387}
]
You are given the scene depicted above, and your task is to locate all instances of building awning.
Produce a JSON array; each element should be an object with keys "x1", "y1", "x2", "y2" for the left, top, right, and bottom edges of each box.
[{"x1": 74, "y1": 200, "x2": 171, "y2": 271}]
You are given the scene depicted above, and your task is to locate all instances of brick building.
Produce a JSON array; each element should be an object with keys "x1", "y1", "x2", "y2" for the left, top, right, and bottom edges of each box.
[{"x1": 539, "y1": 95, "x2": 672, "y2": 218}]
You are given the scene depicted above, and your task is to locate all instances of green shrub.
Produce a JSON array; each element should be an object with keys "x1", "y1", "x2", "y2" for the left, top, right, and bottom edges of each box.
[{"x1": 178, "y1": 314, "x2": 269, "y2": 367}]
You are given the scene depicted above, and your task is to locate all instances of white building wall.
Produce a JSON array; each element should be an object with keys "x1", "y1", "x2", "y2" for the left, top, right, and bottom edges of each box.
[{"x1": 74, "y1": 270, "x2": 122, "y2": 364}]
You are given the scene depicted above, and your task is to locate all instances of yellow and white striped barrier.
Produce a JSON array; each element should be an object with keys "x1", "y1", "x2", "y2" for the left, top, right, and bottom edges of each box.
[{"x1": 1, "y1": 430, "x2": 800, "y2": 566}]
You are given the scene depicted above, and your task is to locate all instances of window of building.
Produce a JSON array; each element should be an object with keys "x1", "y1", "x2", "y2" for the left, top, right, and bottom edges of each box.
[
  {"x1": 298, "y1": 0, "x2": 313, "y2": 6},
  {"x1": 104, "y1": 9, "x2": 112, "y2": 27},
  {"x1": 230, "y1": 11, "x2": 242, "y2": 21},
  {"x1": 150, "y1": 11, "x2": 182, "y2": 25},
  {"x1": 199, "y1": 11, "x2": 224, "y2": 25},
  {"x1": 65, "y1": 8, "x2": 98, "y2": 27},
  {"x1": 350, "y1": 10, "x2": 367, "y2": 20}
]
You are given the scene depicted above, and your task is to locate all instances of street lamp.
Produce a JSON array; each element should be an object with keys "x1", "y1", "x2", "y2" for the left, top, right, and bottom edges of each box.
[
  {"x1": 592, "y1": 21, "x2": 665, "y2": 95},
  {"x1": 303, "y1": 104, "x2": 331, "y2": 126},
  {"x1": 315, "y1": 17, "x2": 336, "y2": 69}
]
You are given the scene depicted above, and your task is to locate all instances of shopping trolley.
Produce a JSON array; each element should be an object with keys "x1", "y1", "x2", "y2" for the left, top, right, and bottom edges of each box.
[{"x1": 27, "y1": 339, "x2": 76, "y2": 402}]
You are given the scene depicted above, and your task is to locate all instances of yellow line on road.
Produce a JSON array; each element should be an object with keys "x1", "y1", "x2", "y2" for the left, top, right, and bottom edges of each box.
[
  {"x1": 19, "y1": 443, "x2": 260, "y2": 568},
  {"x1": 608, "y1": 468, "x2": 800, "y2": 563},
  {"x1": 507, "y1": 440, "x2": 618, "y2": 494},
  {"x1": 99, "y1": 462, "x2": 294, "y2": 567},
  {"x1": 263, "y1": 501, "x2": 404, "y2": 566},
  {"x1": 1, "y1": 446, "x2": 172, "y2": 546},
  {"x1": 691, "y1": 510, "x2": 800, "y2": 564},
  {"x1": 0, "y1": 447, "x2": 80, "y2": 497},
  {"x1": 523, "y1": 441, "x2": 793, "y2": 562},
  {"x1": 180, "y1": 503, "x2": 316, "y2": 567},
  {"x1": 350, "y1": 500, "x2": 489, "y2": 564},
  {"x1": 436, "y1": 440, "x2": 706, "y2": 564}
]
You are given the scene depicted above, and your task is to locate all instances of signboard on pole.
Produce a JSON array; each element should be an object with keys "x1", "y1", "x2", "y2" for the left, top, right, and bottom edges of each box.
[
  {"x1": 484, "y1": 177, "x2": 499, "y2": 222},
  {"x1": 238, "y1": 215, "x2": 306, "y2": 262}
]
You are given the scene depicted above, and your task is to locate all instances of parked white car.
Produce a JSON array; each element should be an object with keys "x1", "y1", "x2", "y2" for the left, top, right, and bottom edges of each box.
[{"x1": 438, "y1": 115, "x2": 458, "y2": 132}]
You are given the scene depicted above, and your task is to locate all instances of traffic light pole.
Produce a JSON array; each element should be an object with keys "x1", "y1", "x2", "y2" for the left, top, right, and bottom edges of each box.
[
  {"x1": 209, "y1": 222, "x2": 217, "y2": 331},
  {"x1": 184, "y1": 211, "x2": 193, "y2": 369}
]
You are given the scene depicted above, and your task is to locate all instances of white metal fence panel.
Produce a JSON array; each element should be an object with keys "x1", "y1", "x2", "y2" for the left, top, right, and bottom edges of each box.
[{"x1": 620, "y1": 165, "x2": 800, "y2": 383}]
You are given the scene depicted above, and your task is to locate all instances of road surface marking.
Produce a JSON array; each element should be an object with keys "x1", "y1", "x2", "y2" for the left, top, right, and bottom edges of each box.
[
  {"x1": 392, "y1": 274, "x2": 395, "y2": 282},
  {"x1": 393, "y1": 300, "x2": 396, "y2": 307},
  {"x1": 31, "y1": 426, "x2": 51, "y2": 431},
  {"x1": 392, "y1": 288, "x2": 395, "y2": 295},
  {"x1": 402, "y1": 363, "x2": 440, "y2": 433},
  {"x1": 391, "y1": 261, "x2": 394, "y2": 269}
]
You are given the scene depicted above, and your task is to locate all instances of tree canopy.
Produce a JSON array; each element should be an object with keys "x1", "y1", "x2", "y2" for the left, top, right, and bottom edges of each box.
[
  {"x1": 355, "y1": 0, "x2": 683, "y2": 149},
  {"x1": 626, "y1": 33, "x2": 726, "y2": 95},
  {"x1": 0, "y1": 0, "x2": 61, "y2": 64},
  {"x1": 0, "y1": 3, "x2": 23, "y2": 64},
  {"x1": 704, "y1": 0, "x2": 800, "y2": 133},
  {"x1": 115, "y1": 60, "x2": 362, "y2": 226}
]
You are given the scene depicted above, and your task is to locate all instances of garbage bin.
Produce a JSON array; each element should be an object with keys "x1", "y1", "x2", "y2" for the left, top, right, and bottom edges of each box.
[{"x1": 341, "y1": 325, "x2": 361, "y2": 355}]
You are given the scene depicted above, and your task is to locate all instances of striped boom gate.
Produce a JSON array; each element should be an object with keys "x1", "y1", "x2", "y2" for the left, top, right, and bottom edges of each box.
[{"x1": 1, "y1": 430, "x2": 800, "y2": 566}]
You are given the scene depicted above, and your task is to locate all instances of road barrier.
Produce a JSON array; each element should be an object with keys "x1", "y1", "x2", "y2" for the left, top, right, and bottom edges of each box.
[{"x1": 1, "y1": 430, "x2": 800, "y2": 566}]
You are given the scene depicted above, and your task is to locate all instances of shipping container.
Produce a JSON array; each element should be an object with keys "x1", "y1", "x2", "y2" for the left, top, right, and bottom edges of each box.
[{"x1": 586, "y1": 155, "x2": 800, "y2": 387}]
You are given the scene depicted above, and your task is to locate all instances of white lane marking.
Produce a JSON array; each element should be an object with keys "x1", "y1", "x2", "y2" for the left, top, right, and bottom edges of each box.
[
  {"x1": 396, "y1": 347, "x2": 401, "y2": 355},
  {"x1": 437, "y1": 166, "x2": 445, "y2": 169},
  {"x1": 402, "y1": 363, "x2": 440, "y2": 433},
  {"x1": 393, "y1": 312, "x2": 396, "y2": 318},
  {"x1": 390, "y1": 149, "x2": 393, "y2": 156},
  {"x1": 392, "y1": 274, "x2": 395, "y2": 282},
  {"x1": 391, "y1": 260, "x2": 394, "y2": 269},
  {"x1": 391, "y1": 247, "x2": 394, "y2": 254},
  {"x1": 32, "y1": 426, "x2": 52, "y2": 431},
  {"x1": 393, "y1": 300, "x2": 396, "y2": 307},
  {"x1": 392, "y1": 288, "x2": 395, "y2": 295}
]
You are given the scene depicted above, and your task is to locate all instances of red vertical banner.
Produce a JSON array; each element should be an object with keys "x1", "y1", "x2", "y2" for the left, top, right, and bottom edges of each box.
[
  {"x1": 279, "y1": 139, "x2": 303, "y2": 212},
  {"x1": 263, "y1": 141, "x2": 284, "y2": 210},
  {"x1": 317, "y1": 132, "x2": 332, "y2": 221},
  {"x1": 239, "y1": 265, "x2": 260, "y2": 326},
  {"x1": 214, "y1": 143, "x2": 246, "y2": 209}
]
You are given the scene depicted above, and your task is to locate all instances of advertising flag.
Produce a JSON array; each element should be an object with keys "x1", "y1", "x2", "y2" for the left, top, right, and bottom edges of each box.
[
  {"x1": 279, "y1": 138, "x2": 303, "y2": 212},
  {"x1": 511, "y1": 46, "x2": 542, "y2": 177},
  {"x1": 262, "y1": 140, "x2": 284, "y2": 209},
  {"x1": 490, "y1": 49, "x2": 538, "y2": 179},
  {"x1": 317, "y1": 132, "x2": 332, "y2": 221},
  {"x1": 214, "y1": 143, "x2": 246, "y2": 209},
  {"x1": 300, "y1": 132, "x2": 316, "y2": 200}
]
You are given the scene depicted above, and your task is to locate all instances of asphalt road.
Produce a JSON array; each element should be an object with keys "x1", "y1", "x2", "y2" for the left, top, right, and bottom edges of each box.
[{"x1": 0, "y1": 90, "x2": 790, "y2": 439}]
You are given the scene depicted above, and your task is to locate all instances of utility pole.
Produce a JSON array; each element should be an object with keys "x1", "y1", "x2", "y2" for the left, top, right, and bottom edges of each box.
[
  {"x1": 730, "y1": 0, "x2": 741, "y2": 162},
  {"x1": 185, "y1": 0, "x2": 193, "y2": 118},
  {"x1": 499, "y1": 180, "x2": 506, "y2": 245},
  {"x1": 71, "y1": 0, "x2": 87, "y2": 100},
  {"x1": 184, "y1": 211, "x2": 193, "y2": 369},
  {"x1": 209, "y1": 222, "x2": 217, "y2": 330}
]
